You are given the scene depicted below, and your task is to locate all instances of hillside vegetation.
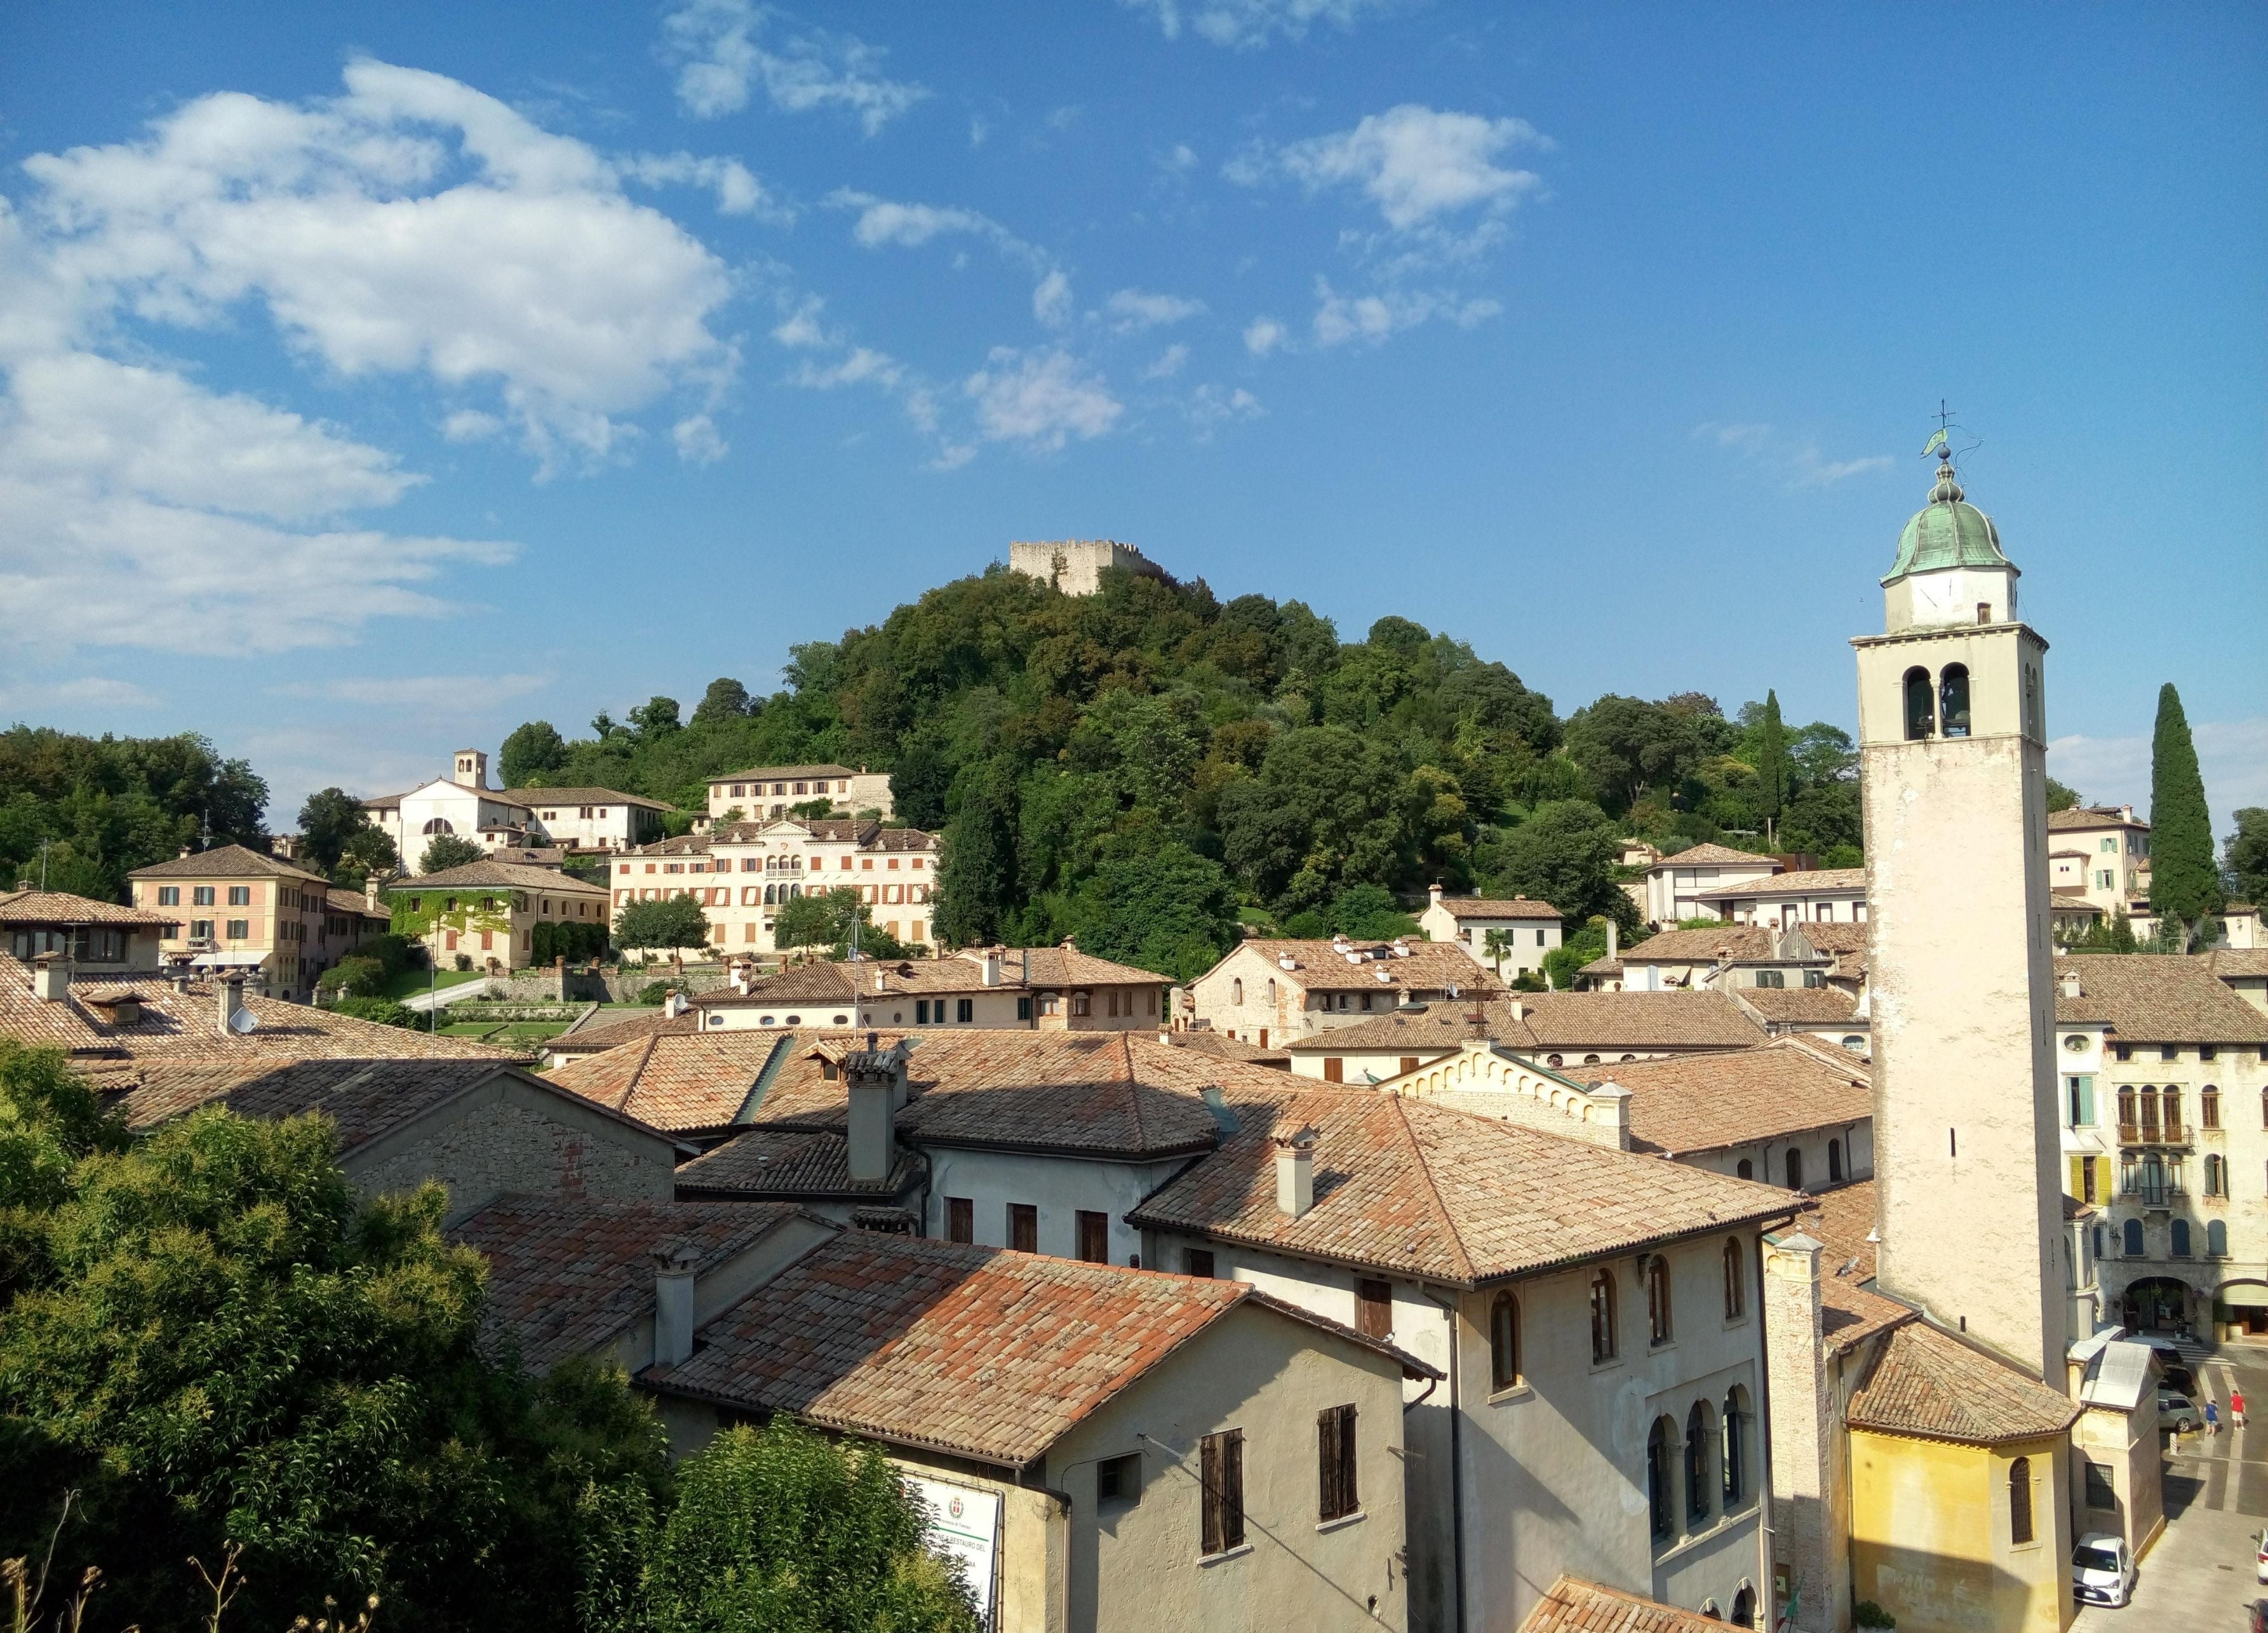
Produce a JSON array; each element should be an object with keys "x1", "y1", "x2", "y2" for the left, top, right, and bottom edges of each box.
[{"x1": 499, "y1": 567, "x2": 1861, "y2": 977}]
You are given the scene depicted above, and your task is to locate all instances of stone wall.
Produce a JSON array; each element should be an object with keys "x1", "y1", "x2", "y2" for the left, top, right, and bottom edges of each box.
[{"x1": 347, "y1": 1079, "x2": 674, "y2": 1220}]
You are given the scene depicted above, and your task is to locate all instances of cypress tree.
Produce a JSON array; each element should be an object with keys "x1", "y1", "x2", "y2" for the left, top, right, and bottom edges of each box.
[
  {"x1": 2149, "y1": 682, "x2": 2223, "y2": 927},
  {"x1": 1757, "y1": 690, "x2": 1789, "y2": 837}
]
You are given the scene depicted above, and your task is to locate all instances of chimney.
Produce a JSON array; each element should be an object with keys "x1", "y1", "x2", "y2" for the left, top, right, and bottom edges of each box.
[
  {"x1": 665, "y1": 990, "x2": 687, "y2": 1019},
  {"x1": 217, "y1": 974, "x2": 245, "y2": 1035},
  {"x1": 2058, "y1": 971, "x2": 2081, "y2": 999},
  {"x1": 178, "y1": 844, "x2": 192, "y2": 859},
  {"x1": 983, "y1": 949, "x2": 1002, "y2": 987},
  {"x1": 873, "y1": 964, "x2": 885, "y2": 993},
  {"x1": 845, "y1": 1044, "x2": 903, "y2": 1183},
  {"x1": 651, "y1": 1240, "x2": 701, "y2": 1368},
  {"x1": 1587, "y1": 1080, "x2": 1633, "y2": 1150},
  {"x1": 1275, "y1": 1126, "x2": 1319, "y2": 1218},
  {"x1": 30, "y1": 955, "x2": 69, "y2": 1003},
  {"x1": 1428, "y1": 883, "x2": 1444, "y2": 911},
  {"x1": 1606, "y1": 920, "x2": 1620, "y2": 962},
  {"x1": 1506, "y1": 997, "x2": 1526, "y2": 1024}
]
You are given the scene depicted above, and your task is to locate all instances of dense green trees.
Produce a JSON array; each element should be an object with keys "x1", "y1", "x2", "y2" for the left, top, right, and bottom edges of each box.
[
  {"x1": 420, "y1": 832, "x2": 485, "y2": 873},
  {"x1": 774, "y1": 887, "x2": 909, "y2": 961},
  {"x1": 0, "y1": 727, "x2": 267, "y2": 902},
  {"x1": 295, "y1": 787, "x2": 399, "y2": 888},
  {"x1": 2228, "y1": 809, "x2": 2268, "y2": 910},
  {"x1": 615, "y1": 896, "x2": 711, "y2": 962},
  {"x1": 2149, "y1": 682, "x2": 2222, "y2": 932},
  {"x1": 501, "y1": 720, "x2": 571, "y2": 788}
]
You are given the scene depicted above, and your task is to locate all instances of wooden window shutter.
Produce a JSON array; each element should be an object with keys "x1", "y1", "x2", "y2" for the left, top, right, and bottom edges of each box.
[
  {"x1": 1324, "y1": 1057, "x2": 1344, "y2": 1084},
  {"x1": 1318, "y1": 1404, "x2": 1357, "y2": 1521},
  {"x1": 1201, "y1": 1430, "x2": 1245, "y2": 1554}
]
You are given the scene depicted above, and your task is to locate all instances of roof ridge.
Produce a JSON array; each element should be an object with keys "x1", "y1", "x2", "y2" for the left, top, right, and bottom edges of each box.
[
  {"x1": 1118, "y1": 1031, "x2": 1148, "y2": 1149},
  {"x1": 1386, "y1": 1094, "x2": 1477, "y2": 1282},
  {"x1": 737, "y1": 1029, "x2": 798, "y2": 1122}
]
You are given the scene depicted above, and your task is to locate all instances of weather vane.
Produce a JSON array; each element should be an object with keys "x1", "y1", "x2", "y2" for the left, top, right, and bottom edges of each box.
[{"x1": 1922, "y1": 400, "x2": 1957, "y2": 463}]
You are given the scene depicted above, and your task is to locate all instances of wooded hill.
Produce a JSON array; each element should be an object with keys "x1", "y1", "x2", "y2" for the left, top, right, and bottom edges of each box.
[{"x1": 500, "y1": 565, "x2": 1862, "y2": 978}]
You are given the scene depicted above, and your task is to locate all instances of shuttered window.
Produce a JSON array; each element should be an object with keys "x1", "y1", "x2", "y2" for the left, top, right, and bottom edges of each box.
[
  {"x1": 1323, "y1": 1058, "x2": 1344, "y2": 1084},
  {"x1": 1317, "y1": 1404, "x2": 1359, "y2": 1521},
  {"x1": 1077, "y1": 1210, "x2": 1109, "y2": 1263},
  {"x1": 946, "y1": 1197, "x2": 972, "y2": 1244},
  {"x1": 1200, "y1": 1429, "x2": 1245, "y2": 1556},
  {"x1": 1008, "y1": 1204, "x2": 1038, "y2": 1254},
  {"x1": 1356, "y1": 1279, "x2": 1393, "y2": 1338}
]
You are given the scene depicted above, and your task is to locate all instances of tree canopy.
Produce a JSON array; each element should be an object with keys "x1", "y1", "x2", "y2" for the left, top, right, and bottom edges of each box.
[
  {"x1": 420, "y1": 832, "x2": 485, "y2": 873},
  {"x1": 2149, "y1": 682, "x2": 2222, "y2": 928},
  {"x1": 2227, "y1": 809, "x2": 2268, "y2": 911},
  {"x1": 614, "y1": 895, "x2": 711, "y2": 955},
  {"x1": 0, "y1": 727, "x2": 267, "y2": 902}
]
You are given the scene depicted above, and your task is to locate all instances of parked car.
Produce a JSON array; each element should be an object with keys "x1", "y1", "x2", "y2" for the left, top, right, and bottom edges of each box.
[
  {"x1": 2257, "y1": 1529, "x2": 2268, "y2": 1585},
  {"x1": 2072, "y1": 1533, "x2": 2137, "y2": 1608},
  {"x1": 2148, "y1": 1345, "x2": 2197, "y2": 1396},
  {"x1": 2158, "y1": 1391, "x2": 2201, "y2": 1433}
]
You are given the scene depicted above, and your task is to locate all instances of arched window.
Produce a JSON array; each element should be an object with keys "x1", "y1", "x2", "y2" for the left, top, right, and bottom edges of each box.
[
  {"x1": 1723, "y1": 1238, "x2": 1745, "y2": 1320},
  {"x1": 1828, "y1": 1138, "x2": 1845, "y2": 1183},
  {"x1": 2209, "y1": 1220, "x2": 2230, "y2": 1257},
  {"x1": 1785, "y1": 1148, "x2": 1804, "y2": 1192},
  {"x1": 1699, "y1": 1604, "x2": 1721, "y2": 1623},
  {"x1": 1231, "y1": 978, "x2": 1243, "y2": 1005},
  {"x1": 1735, "y1": 1159, "x2": 1753, "y2": 1180},
  {"x1": 2122, "y1": 1218, "x2": 2144, "y2": 1255},
  {"x1": 2008, "y1": 1456, "x2": 2034, "y2": 1544},
  {"x1": 1489, "y1": 1293, "x2": 1520, "y2": 1390},
  {"x1": 1722, "y1": 1386, "x2": 1752, "y2": 1507},
  {"x1": 1939, "y1": 664, "x2": 1971, "y2": 738},
  {"x1": 1686, "y1": 1400, "x2": 1715, "y2": 1523},
  {"x1": 763, "y1": 884, "x2": 776, "y2": 904},
  {"x1": 422, "y1": 817, "x2": 454, "y2": 835},
  {"x1": 1903, "y1": 666, "x2": 1935, "y2": 740},
  {"x1": 1647, "y1": 1257, "x2": 1674, "y2": 1345},
  {"x1": 1646, "y1": 1417, "x2": 1675, "y2": 1543},
  {"x1": 1265, "y1": 978, "x2": 1277, "y2": 1005},
  {"x1": 1590, "y1": 1270, "x2": 1618, "y2": 1362},
  {"x1": 1731, "y1": 1587, "x2": 1756, "y2": 1629},
  {"x1": 2170, "y1": 1219, "x2": 2192, "y2": 1257},
  {"x1": 2202, "y1": 1085, "x2": 2222, "y2": 1129}
]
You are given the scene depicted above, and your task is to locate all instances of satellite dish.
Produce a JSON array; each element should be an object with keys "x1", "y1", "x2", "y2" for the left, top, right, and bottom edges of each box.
[{"x1": 228, "y1": 1008, "x2": 259, "y2": 1035}]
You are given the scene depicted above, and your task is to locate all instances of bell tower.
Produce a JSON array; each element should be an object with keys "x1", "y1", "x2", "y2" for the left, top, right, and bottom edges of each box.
[{"x1": 1854, "y1": 449, "x2": 2065, "y2": 1383}]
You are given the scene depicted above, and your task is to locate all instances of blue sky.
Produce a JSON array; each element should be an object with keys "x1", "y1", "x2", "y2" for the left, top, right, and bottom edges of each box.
[{"x1": 2, "y1": 1, "x2": 2262, "y2": 832}]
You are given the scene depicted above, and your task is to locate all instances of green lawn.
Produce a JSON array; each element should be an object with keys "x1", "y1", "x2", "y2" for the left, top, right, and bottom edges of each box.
[
  {"x1": 437, "y1": 1020, "x2": 572, "y2": 1041},
  {"x1": 381, "y1": 965, "x2": 488, "y2": 1002}
]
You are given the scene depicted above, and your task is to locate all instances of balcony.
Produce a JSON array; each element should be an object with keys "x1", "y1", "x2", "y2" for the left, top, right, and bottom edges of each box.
[
  {"x1": 2122, "y1": 1184, "x2": 2188, "y2": 1211},
  {"x1": 2117, "y1": 1120, "x2": 2187, "y2": 1148}
]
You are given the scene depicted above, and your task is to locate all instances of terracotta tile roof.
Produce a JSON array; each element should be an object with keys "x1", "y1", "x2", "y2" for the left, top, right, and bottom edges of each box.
[
  {"x1": 0, "y1": 956, "x2": 522, "y2": 1063},
  {"x1": 2053, "y1": 954, "x2": 2268, "y2": 1044},
  {"x1": 2198, "y1": 949, "x2": 2268, "y2": 979},
  {"x1": 322, "y1": 888, "x2": 389, "y2": 920},
  {"x1": 1794, "y1": 1180, "x2": 1911, "y2": 1357},
  {"x1": 453, "y1": 1195, "x2": 803, "y2": 1371},
  {"x1": 2048, "y1": 805, "x2": 2146, "y2": 831},
  {"x1": 631, "y1": 835, "x2": 713, "y2": 857},
  {"x1": 1846, "y1": 1319, "x2": 2081, "y2": 1444},
  {"x1": 1694, "y1": 868, "x2": 1867, "y2": 901},
  {"x1": 1158, "y1": 1030, "x2": 1291, "y2": 1067},
  {"x1": 1566, "y1": 1041, "x2": 1872, "y2": 1157},
  {"x1": 701, "y1": 948, "x2": 1164, "y2": 1010},
  {"x1": 1519, "y1": 1575, "x2": 1736, "y2": 1633},
  {"x1": 1220, "y1": 939, "x2": 1505, "y2": 996},
  {"x1": 1282, "y1": 991, "x2": 1769, "y2": 1056},
  {"x1": 547, "y1": 1030, "x2": 789, "y2": 1132},
  {"x1": 1654, "y1": 843, "x2": 1781, "y2": 869},
  {"x1": 544, "y1": 1006, "x2": 702, "y2": 1057},
  {"x1": 1128, "y1": 1088, "x2": 1799, "y2": 1287},
  {"x1": 127, "y1": 843, "x2": 326, "y2": 882},
  {"x1": 1432, "y1": 896, "x2": 1562, "y2": 920},
  {"x1": 652, "y1": 1232, "x2": 1430, "y2": 1467},
  {"x1": 389, "y1": 860, "x2": 610, "y2": 896},
  {"x1": 1611, "y1": 926, "x2": 1778, "y2": 964},
  {"x1": 715, "y1": 763, "x2": 857, "y2": 783},
  {"x1": 105, "y1": 1057, "x2": 511, "y2": 1145},
  {"x1": 1802, "y1": 922, "x2": 1869, "y2": 981},
  {"x1": 674, "y1": 1126, "x2": 916, "y2": 1199},
  {"x1": 0, "y1": 890, "x2": 175, "y2": 928},
  {"x1": 502, "y1": 786, "x2": 669, "y2": 810},
  {"x1": 697, "y1": 964, "x2": 860, "y2": 1009},
  {"x1": 1737, "y1": 986, "x2": 1860, "y2": 1025},
  {"x1": 1011, "y1": 944, "x2": 1169, "y2": 986},
  {"x1": 2050, "y1": 890, "x2": 2102, "y2": 911}
]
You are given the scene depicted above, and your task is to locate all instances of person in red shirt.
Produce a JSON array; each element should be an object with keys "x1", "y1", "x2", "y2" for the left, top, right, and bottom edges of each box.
[{"x1": 2234, "y1": 1387, "x2": 2248, "y2": 1428}]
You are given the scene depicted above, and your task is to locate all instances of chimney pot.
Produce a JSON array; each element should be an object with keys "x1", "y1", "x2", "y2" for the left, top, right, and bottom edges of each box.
[
  {"x1": 1606, "y1": 921, "x2": 1620, "y2": 962},
  {"x1": 846, "y1": 1044, "x2": 901, "y2": 1183},
  {"x1": 1428, "y1": 884, "x2": 1444, "y2": 907},
  {"x1": 1275, "y1": 1126, "x2": 1319, "y2": 1218},
  {"x1": 217, "y1": 974, "x2": 245, "y2": 1036},
  {"x1": 983, "y1": 950, "x2": 1002, "y2": 988},
  {"x1": 30, "y1": 956, "x2": 70, "y2": 1003},
  {"x1": 651, "y1": 1240, "x2": 701, "y2": 1368}
]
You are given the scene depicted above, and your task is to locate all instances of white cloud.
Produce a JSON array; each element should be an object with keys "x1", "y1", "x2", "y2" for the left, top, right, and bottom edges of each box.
[
  {"x1": 617, "y1": 151, "x2": 786, "y2": 220},
  {"x1": 1244, "y1": 316, "x2": 1287, "y2": 356},
  {"x1": 1164, "y1": 144, "x2": 1198, "y2": 172},
  {"x1": 271, "y1": 673, "x2": 548, "y2": 708},
  {"x1": 963, "y1": 348, "x2": 1122, "y2": 450},
  {"x1": 1266, "y1": 104, "x2": 1548, "y2": 232},
  {"x1": 1106, "y1": 287, "x2": 1207, "y2": 331},
  {"x1": 17, "y1": 60, "x2": 739, "y2": 469},
  {"x1": 2050, "y1": 717, "x2": 2268, "y2": 842},
  {"x1": 770, "y1": 295, "x2": 831, "y2": 349},
  {"x1": 791, "y1": 346, "x2": 905, "y2": 391},
  {"x1": 969, "y1": 117, "x2": 991, "y2": 149},
  {"x1": 1310, "y1": 278, "x2": 1499, "y2": 346},
  {"x1": 1184, "y1": 383, "x2": 1263, "y2": 437},
  {"x1": 0, "y1": 676, "x2": 160, "y2": 713},
  {"x1": 673, "y1": 413, "x2": 727, "y2": 464},
  {"x1": 1696, "y1": 422, "x2": 1893, "y2": 488},
  {"x1": 441, "y1": 408, "x2": 504, "y2": 442},
  {"x1": 1143, "y1": 342, "x2": 1191, "y2": 379},
  {"x1": 824, "y1": 188, "x2": 1042, "y2": 269},
  {"x1": 1122, "y1": 0, "x2": 1400, "y2": 49},
  {"x1": 661, "y1": 0, "x2": 928, "y2": 133},
  {"x1": 1033, "y1": 269, "x2": 1073, "y2": 328}
]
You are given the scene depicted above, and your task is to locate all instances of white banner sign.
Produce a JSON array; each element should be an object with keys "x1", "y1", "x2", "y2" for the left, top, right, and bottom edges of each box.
[{"x1": 907, "y1": 1474, "x2": 1002, "y2": 1625}]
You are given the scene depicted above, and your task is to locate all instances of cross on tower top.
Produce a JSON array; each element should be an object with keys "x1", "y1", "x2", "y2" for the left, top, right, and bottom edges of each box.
[{"x1": 1933, "y1": 398, "x2": 1957, "y2": 433}]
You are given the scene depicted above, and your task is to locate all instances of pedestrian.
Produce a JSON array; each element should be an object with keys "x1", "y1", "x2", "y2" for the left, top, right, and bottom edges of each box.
[
  {"x1": 2206, "y1": 1398, "x2": 2220, "y2": 1437},
  {"x1": 2236, "y1": 1387, "x2": 2249, "y2": 1428}
]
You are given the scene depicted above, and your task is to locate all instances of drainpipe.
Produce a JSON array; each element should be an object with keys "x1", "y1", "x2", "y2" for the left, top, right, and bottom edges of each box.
[{"x1": 1423, "y1": 1285, "x2": 1468, "y2": 1633}]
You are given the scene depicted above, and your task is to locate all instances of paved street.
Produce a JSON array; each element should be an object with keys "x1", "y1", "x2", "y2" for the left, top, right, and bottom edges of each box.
[{"x1": 2076, "y1": 1343, "x2": 2268, "y2": 1631}]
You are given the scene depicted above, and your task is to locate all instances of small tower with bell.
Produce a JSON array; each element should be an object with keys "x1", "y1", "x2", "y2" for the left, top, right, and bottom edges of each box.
[{"x1": 1853, "y1": 433, "x2": 2066, "y2": 1384}]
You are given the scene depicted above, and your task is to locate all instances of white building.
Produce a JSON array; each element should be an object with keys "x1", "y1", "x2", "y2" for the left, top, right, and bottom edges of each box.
[
  {"x1": 365, "y1": 749, "x2": 667, "y2": 868},
  {"x1": 704, "y1": 763, "x2": 896, "y2": 823},
  {"x1": 1184, "y1": 936, "x2": 1503, "y2": 1046},
  {"x1": 1418, "y1": 884, "x2": 1562, "y2": 976},
  {"x1": 610, "y1": 817, "x2": 939, "y2": 954},
  {"x1": 1691, "y1": 868, "x2": 1869, "y2": 929},
  {"x1": 1007, "y1": 538, "x2": 1168, "y2": 597},
  {"x1": 694, "y1": 944, "x2": 1170, "y2": 1032},
  {"x1": 1642, "y1": 844, "x2": 1782, "y2": 927},
  {"x1": 2046, "y1": 805, "x2": 2151, "y2": 920}
]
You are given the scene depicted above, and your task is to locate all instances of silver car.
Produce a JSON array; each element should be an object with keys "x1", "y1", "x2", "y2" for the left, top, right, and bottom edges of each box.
[{"x1": 2157, "y1": 1391, "x2": 2201, "y2": 1433}]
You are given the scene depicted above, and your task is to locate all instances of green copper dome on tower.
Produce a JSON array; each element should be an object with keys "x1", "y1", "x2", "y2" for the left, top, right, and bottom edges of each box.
[{"x1": 1882, "y1": 458, "x2": 2013, "y2": 586}]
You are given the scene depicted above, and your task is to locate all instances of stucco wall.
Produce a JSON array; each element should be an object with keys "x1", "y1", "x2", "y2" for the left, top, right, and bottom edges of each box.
[
  {"x1": 347, "y1": 1077, "x2": 676, "y2": 1220},
  {"x1": 925, "y1": 1147, "x2": 1190, "y2": 1267},
  {"x1": 1848, "y1": 1429, "x2": 2072, "y2": 1633},
  {"x1": 2066, "y1": 1398, "x2": 2162, "y2": 1564}
]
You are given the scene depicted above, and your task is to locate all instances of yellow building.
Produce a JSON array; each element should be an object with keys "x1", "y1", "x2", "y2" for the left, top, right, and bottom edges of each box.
[
  {"x1": 128, "y1": 843, "x2": 387, "y2": 1000},
  {"x1": 386, "y1": 859, "x2": 612, "y2": 972},
  {"x1": 1844, "y1": 1322, "x2": 2079, "y2": 1633}
]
